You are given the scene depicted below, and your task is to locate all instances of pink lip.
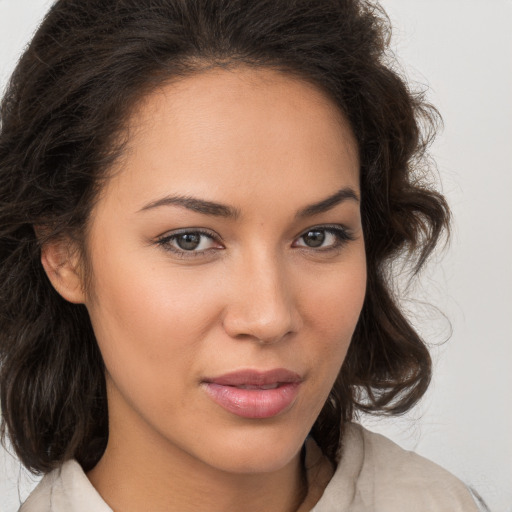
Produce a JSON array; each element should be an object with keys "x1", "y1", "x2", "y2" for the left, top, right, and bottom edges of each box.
[{"x1": 201, "y1": 369, "x2": 302, "y2": 419}]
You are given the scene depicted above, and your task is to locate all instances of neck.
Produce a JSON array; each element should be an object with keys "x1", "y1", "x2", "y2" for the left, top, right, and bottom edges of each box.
[{"x1": 87, "y1": 403, "x2": 308, "y2": 512}]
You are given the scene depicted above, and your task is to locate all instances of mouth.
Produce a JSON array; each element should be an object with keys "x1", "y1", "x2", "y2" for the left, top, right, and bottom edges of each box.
[
  {"x1": 201, "y1": 369, "x2": 302, "y2": 419},
  {"x1": 228, "y1": 383, "x2": 280, "y2": 390}
]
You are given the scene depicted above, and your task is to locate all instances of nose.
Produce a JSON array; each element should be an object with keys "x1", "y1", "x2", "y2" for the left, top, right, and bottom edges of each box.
[{"x1": 222, "y1": 252, "x2": 302, "y2": 344}]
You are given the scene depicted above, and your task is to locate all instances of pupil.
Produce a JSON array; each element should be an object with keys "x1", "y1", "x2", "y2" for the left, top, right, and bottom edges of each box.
[
  {"x1": 177, "y1": 233, "x2": 201, "y2": 250},
  {"x1": 304, "y1": 230, "x2": 325, "y2": 247}
]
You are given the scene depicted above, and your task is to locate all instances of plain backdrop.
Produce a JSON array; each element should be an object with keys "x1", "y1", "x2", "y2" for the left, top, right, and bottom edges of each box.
[{"x1": 0, "y1": 1, "x2": 511, "y2": 511}]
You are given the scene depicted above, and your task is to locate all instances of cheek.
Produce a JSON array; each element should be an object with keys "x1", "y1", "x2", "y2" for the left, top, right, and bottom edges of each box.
[
  {"x1": 84, "y1": 259, "x2": 230, "y2": 437},
  {"x1": 302, "y1": 253, "x2": 366, "y2": 336},
  {"x1": 302, "y1": 255, "x2": 366, "y2": 368},
  {"x1": 84, "y1": 246, "x2": 227, "y2": 389}
]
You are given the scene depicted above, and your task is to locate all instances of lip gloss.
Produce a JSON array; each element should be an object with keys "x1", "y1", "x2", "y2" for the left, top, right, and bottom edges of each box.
[
  {"x1": 202, "y1": 382, "x2": 300, "y2": 419},
  {"x1": 201, "y1": 368, "x2": 302, "y2": 419}
]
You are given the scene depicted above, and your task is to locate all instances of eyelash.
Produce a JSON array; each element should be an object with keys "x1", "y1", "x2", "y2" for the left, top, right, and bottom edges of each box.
[
  {"x1": 155, "y1": 225, "x2": 355, "y2": 259},
  {"x1": 293, "y1": 225, "x2": 356, "y2": 252},
  {"x1": 156, "y1": 228, "x2": 220, "y2": 259}
]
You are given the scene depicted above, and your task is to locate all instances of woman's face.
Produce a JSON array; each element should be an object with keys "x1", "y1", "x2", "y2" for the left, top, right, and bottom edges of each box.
[{"x1": 82, "y1": 67, "x2": 366, "y2": 474}]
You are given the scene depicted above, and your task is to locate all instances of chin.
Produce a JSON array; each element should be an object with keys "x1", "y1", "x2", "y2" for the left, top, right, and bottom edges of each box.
[
  {"x1": 193, "y1": 423, "x2": 307, "y2": 475},
  {"x1": 210, "y1": 447, "x2": 301, "y2": 475}
]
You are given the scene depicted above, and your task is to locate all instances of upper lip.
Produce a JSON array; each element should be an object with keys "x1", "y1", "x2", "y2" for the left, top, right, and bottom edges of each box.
[{"x1": 203, "y1": 368, "x2": 303, "y2": 386}]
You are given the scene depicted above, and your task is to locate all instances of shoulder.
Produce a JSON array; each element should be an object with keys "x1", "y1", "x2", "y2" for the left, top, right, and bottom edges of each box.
[
  {"x1": 19, "y1": 460, "x2": 111, "y2": 512},
  {"x1": 313, "y1": 422, "x2": 480, "y2": 512},
  {"x1": 18, "y1": 468, "x2": 59, "y2": 512},
  {"x1": 354, "y1": 423, "x2": 478, "y2": 510}
]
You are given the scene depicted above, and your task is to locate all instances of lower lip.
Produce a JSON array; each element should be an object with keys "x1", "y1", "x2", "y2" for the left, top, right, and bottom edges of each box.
[{"x1": 202, "y1": 382, "x2": 300, "y2": 419}]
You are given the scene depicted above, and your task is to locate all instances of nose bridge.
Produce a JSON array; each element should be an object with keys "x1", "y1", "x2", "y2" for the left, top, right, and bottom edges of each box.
[{"x1": 223, "y1": 246, "x2": 299, "y2": 343}]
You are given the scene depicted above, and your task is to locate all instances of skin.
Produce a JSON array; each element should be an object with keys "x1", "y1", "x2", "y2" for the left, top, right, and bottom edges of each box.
[{"x1": 42, "y1": 66, "x2": 366, "y2": 512}]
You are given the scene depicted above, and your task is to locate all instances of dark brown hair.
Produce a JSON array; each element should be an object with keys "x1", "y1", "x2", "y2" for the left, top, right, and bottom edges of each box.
[{"x1": 0, "y1": 0, "x2": 449, "y2": 474}]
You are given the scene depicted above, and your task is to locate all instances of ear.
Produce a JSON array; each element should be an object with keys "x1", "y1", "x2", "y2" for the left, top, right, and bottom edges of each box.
[{"x1": 40, "y1": 237, "x2": 86, "y2": 304}]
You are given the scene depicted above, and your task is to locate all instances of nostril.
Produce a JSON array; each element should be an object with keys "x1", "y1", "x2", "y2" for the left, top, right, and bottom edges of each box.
[
  {"x1": 256, "y1": 327, "x2": 296, "y2": 344},
  {"x1": 221, "y1": 305, "x2": 299, "y2": 344}
]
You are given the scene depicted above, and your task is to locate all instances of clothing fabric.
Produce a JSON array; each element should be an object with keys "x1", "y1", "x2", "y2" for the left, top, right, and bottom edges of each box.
[{"x1": 19, "y1": 423, "x2": 479, "y2": 512}]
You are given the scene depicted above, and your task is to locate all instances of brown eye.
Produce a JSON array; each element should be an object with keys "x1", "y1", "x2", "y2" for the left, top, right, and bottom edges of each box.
[
  {"x1": 156, "y1": 229, "x2": 221, "y2": 256},
  {"x1": 302, "y1": 230, "x2": 326, "y2": 247},
  {"x1": 294, "y1": 225, "x2": 355, "y2": 251},
  {"x1": 176, "y1": 233, "x2": 201, "y2": 251}
]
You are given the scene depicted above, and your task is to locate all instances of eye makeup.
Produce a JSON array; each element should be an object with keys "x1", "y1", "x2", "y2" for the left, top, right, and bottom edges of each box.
[{"x1": 154, "y1": 223, "x2": 356, "y2": 260}]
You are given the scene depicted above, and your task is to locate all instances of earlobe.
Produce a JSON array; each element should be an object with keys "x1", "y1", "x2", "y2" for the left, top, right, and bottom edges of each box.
[{"x1": 40, "y1": 239, "x2": 86, "y2": 304}]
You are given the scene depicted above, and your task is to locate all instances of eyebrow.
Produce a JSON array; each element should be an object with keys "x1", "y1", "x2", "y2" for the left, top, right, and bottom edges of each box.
[
  {"x1": 138, "y1": 195, "x2": 241, "y2": 218},
  {"x1": 138, "y1": 187, "x2": 359, "y2": 219},
  {"x1": 295, "y1": 187, "x2": 359, "y2": 218}
]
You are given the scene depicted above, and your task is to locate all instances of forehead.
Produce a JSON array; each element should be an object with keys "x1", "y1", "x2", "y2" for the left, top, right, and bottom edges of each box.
[{"x1": 101, "y1": 66, "x2": 360, "y2": 212}]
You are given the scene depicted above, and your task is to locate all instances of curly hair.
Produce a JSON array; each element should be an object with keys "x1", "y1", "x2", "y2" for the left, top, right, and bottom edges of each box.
[{"x1": 0, "y1": 0, "x2": 449, "y2": 474}]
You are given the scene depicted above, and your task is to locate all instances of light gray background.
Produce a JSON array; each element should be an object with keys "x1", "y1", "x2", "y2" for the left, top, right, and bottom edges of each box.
[{"x1": 1, "y1": 1, "x2": 511, "y2": 511}]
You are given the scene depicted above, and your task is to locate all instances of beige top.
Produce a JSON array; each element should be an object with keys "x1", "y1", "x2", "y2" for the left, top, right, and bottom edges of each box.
[{"x1": 19, "y1": 423, "x2": 479, "y2": 512}]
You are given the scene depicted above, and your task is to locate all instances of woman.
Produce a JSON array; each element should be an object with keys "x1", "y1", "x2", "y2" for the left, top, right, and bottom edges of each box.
[{"x1": 0, "y1": 0, "x2": 480, "y2": 510}]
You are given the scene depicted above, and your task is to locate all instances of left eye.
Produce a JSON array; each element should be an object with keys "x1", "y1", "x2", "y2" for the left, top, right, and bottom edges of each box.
[{"x1": 294, "y1": 227, "x2": 351, "y2": 249}]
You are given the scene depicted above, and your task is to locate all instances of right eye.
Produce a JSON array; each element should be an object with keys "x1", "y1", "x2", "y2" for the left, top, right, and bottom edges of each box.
[{"x1": 156, "y1": 229, "x2": 223, "y2": 257}]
